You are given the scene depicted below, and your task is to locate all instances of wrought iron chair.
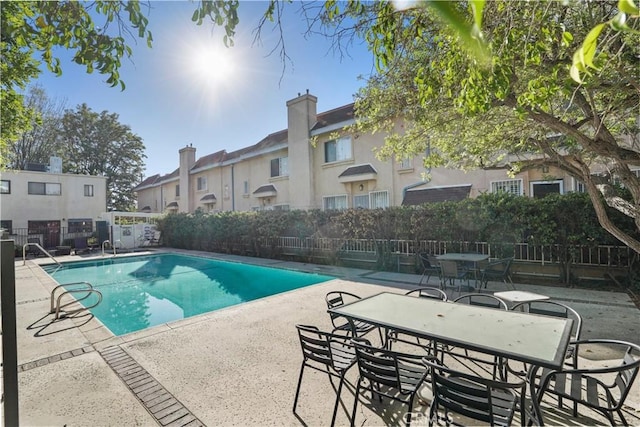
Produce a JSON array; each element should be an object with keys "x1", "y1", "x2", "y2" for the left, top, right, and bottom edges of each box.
[
  {"x1": 416, "y1": 252, "x2": 442, "y2": 287},
  {"x1": 534, "y1": 339, "x2": 640, "y2": 426},
  {"x1": 439, "y1": 260, "x2": 472, "y2": 295},
  {"x1": 351, "y1": 339, "x2": 432, "y2": 427},
  {"x1": 293, "y1": 324, "x2": 358, "y2": 426},
  {"x1": 479, "y1": 257, "x2": 515, "y2": 290},
  {"x1": 453, "y1": 293, "x2": 509, "y2": 310},
  {"x1": 507, "y1": 300, "x2": 583, "y2": 415},
  {"x1": 325, "y1": 291, "x2": 383, "y2": 343},
  {"x1": 387, "y1": 287, "x2": 448, "y2": 351},
  {"x1": 423, "y1": 357, "x2": 526, "y2": 427}
]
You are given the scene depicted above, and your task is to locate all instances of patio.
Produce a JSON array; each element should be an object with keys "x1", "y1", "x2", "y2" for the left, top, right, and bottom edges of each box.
[{"x1": 4, "y1": 249, "x2": 640, "y2": 426}]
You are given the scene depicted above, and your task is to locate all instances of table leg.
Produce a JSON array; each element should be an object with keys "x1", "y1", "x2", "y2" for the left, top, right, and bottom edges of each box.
[{"x1": 527, "y1": 365, "x2": 544, "y2": 426}]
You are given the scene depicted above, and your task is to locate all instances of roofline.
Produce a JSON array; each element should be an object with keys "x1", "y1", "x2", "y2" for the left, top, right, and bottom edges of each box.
[{"x1": 310, "y1": 119, "x2": 355, "y2": 137}]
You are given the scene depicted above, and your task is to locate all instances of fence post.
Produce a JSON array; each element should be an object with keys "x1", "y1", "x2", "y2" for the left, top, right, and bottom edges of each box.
[{"x1": 1, "y1": 239, "x2": 20, "y2": 426}]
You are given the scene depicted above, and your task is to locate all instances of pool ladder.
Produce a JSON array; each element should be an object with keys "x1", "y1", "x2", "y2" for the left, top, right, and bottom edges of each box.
[
  {"x1": 50, "y1": 281, "x2": 103, "y2": 320},
  {"x1": 23, "y1": 242, "x2": 61, "y2": 266}
]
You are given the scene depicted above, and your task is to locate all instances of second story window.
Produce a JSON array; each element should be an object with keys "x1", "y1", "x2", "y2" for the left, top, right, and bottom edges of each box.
[
  {"x1": 28, "y1": 182, "x2": 61, "y2": 196},
  {"x1": 175, "y1": 184, "x2": 180, "y2": 197},
  {"x1": 324, "y1": 136, "x2": 352, "y2": 163},
  {"x1": 243, "y1": 180, "x2": 249, "y2": 194},
  {"x1": 197, "y1": 176, "x2": 207, "y2": 191},
  {"x1": 84, "y1": 184, "x2": 94, "y2": 197},
  {"x1": 1, "y1": 180, "x2": 10, "y2": 194},
  {"x1": 270, "y1": 157, "x2": 289, "y2": 178}
]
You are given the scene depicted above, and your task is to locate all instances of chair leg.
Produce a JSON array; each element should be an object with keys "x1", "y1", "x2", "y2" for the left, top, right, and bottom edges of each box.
[
  {"x1": 292, "y1": 362, "x2": 306, "y2": 414},
  {"x1": 330, "y1": 375, "x2": 347, "y2": 427},
  {"x1": 351, "y1": 377, "x2": 363, "y2": 427}
]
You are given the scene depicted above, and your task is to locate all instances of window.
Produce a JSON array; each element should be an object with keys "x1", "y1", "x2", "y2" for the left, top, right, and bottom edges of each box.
[
  {"x1": 491, "y1": 179, "x2": 522, "y2": 196},
  {"x1": 197, "y1": 176, "x2": 207, "y2": 191},
  {"x1": 530, "y1": 180, "x2": 563, "y2": 198},
  {"x1": 0, "y1": 220, "x2": 12, "y2": 234},
  {"x1": 370, "y1": 190, "x2": 389, "y2": 209},
  {"x1": 28, "y1": 182, "x2": 61, "y2": 195},
  {"x1": 353, "y1": 194, "x2": 369, "y2": 209},
  {"x1": 243, "y1": 180, "x2": 249, "y2": 194},
  {"x1": 84, "y1": 184, "x2": 94, "y2": 197},
  {"x1": 323, "y1": 195, "x2": 348, "y2": 210},
  {"x1": 273, "y1": 204, "x2": 290, "y2": 211},
  {"x1": 68, "y1": 219, "x2": 93, "y2": 233},
  {"x1": 324, "y1": 136, "x2": 352, "y2": 163},
  {"x1": 571, "y1": 178, "x2": 586, "y2": 193},
  {"x1": 1, "y1": 180, "x2": 10, "y2": 194},
  {"x1": 270, "y1": 157, "x2": 289, "y2": 177},
  {"x1": 175, "y1": 185, "x2": 180, "y2": 197},
  {"x1": 399, "y1": 158, "x2": 412, "y2": 169}
]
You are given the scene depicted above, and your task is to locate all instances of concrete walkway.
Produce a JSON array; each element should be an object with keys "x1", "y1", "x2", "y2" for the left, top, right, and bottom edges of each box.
[{"x1": 3, "y1": 249, "x2": 640, "y2": 426}]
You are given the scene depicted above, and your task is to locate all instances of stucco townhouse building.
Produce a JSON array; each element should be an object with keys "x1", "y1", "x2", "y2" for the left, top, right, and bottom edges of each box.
[{"x1": 134, "y1": 91, "x2": 585, "y2": 214}]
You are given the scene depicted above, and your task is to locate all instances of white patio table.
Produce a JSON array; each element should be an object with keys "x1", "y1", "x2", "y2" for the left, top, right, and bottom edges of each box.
[{"x1": 328, "y1": 292, "x2": 573, "y2": 426}]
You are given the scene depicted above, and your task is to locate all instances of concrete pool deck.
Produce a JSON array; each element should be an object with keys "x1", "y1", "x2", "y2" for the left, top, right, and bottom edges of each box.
[{"x1": 4, "y1": 249, "x2": 640, "y2": 426}]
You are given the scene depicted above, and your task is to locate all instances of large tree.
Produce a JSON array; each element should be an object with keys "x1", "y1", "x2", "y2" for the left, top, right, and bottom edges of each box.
[
  {"x1": 60, "y1": 104, "x2": 145, "y2": 211},
  {"x1": 318, "y1": 1, "x2": 639, "y2": 252},
  {"x1": 7, "y1": 84, "x2": 67, "y2": 170}
]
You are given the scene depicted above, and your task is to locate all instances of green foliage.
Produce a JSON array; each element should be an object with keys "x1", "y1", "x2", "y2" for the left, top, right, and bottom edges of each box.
[
  {"x1": 59, "y1": 103, "x2": 146, "y2": 211},
  {"x1": 347, "y1": 0, "x2": 640, "y2": 253}
]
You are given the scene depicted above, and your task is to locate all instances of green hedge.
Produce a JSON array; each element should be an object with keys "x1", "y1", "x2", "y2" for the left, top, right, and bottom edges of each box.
[{"x1": 157, "y1": 192, "x2": 638, "y2": 285}]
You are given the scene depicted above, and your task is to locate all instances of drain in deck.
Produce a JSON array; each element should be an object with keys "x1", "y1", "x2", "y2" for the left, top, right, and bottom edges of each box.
[{"x1": 99, "y1": 346, "x2": 204, "y2": 427}]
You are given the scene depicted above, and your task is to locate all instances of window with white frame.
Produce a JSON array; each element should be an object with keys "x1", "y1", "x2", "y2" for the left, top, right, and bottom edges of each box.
[
  {"x1": 491, "y1": 179, "x2": 522, "y2": 195},
  {"x1": 84, "y1": 184, "x2": 94, "y2": 197},
  {"x1": 353, "y1": 194, "x2": 369, "y2": 209},
  {"x1": 243, "y1": 180, "x2": 249, "y2": 194},
  {"x1": 175, "y1": 185, "x2": 180, "y2": 197},
  {"x1": 197, "y1": 176, "x2": 207, "y2": 191},
  {"x1": 1, "y1": 180, "x2": 10, "y2": 194},
  {"x1": 270, "y1": 157, "x2": 289, "y2": 178},
  {"x1": 273, "y1": 204, "x2": 290, "y2": 211},
  {"x1": 370, "y1": 190, "x2": 389, "y2": 209},
  {"x1": 323, "y1": 195, "x2": 348, "y2": 210},
  {"x1": 530, "y1": 180, "x2": 563, "y2": 198},
  {"x1": 571, "y1": 178, "x2": 586, "y2": 193},
  {"x1": 324, "y1": 136, "x2": 352, "y2": 163},
  {"x1": 28, "y1": 182, "x2": 61, "y2": 195}
]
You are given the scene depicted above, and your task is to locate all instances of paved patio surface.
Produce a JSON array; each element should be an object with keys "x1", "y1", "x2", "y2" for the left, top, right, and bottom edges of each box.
[{"x1": 3, "y1": 249, "x2": 639, "y2": 426}]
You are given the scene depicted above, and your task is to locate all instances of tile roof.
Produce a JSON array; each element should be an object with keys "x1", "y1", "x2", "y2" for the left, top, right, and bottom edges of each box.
[
  {"x1": 402, "y1": 185, "x2": 472, "y2": 206},
  {"x1": 253, "y1": 184, "x2": 277, "y2": 194},
  {"x1": 166, "y1": 201, "x2": 179, "y2": 208},
  {"x1": 133, "y1": 174, "x2": 161, "y2": 191},
  {"x1": 200, "y1": 193, "x2": 217, "y2": 201},
  {"x1": 311, "y1": 103, "x2": 355, "y2": 131},
  {"x1": 192, "y1": 150, "x2": 227, "y2": 170},
  {"x1": 338, "y1": 164, "x2": 377, "y2": 178}
]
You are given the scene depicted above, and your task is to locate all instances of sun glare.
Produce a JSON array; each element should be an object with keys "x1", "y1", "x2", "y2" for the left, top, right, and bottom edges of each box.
[{"x1": 190, "y1": 47, "x2": 235, "y2": 85}]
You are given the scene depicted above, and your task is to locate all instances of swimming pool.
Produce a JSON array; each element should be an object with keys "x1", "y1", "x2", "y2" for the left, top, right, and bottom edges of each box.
[{"x1": 43, "y1": 253, "x2": 334, "y2": 336}]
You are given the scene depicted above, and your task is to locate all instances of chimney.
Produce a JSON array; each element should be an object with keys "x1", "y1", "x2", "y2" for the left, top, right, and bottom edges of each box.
[
  {"x1": 179, "y1": 145, "x2": 196, "y2": 213},
  {"x1": 286, "y1": 92, "x2": 317, "y2": 210}
]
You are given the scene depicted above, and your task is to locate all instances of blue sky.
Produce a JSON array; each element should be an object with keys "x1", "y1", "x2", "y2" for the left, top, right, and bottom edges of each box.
[{"x1": 33, "y1": 1, "x2": 376, "y2": 178}]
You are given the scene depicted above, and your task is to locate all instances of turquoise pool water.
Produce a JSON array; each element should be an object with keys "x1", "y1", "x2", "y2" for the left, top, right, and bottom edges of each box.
[{"x1": 43, "y1": 253, "x2": 333, "y2": 336}]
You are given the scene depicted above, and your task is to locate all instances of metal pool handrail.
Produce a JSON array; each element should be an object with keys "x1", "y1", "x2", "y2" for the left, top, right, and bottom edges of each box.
[{"x1": 50, "y1": 281, "x2": 103, "y2": 320}]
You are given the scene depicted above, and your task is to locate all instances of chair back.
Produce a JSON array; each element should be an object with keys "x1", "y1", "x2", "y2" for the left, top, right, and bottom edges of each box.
[
  {"x1": 424, "y1": 358, "x2": 525, "y2": 425},
  {"x1": 439, "y1": 260, "x2": 459, "y2": 278},
  {"x1": 453, "y1": 293, "x2": 508, "y2": 310},
  {"x1": 513, "y1": 300, "x2": 582, "y2": 341},
  {"x1": 325, "y1": 291, "x2": 360, "y2": 330},
  {"x1": 404, "y1": 287, "x2": 447, "y2": 301},
  {"x1": 295, "y1": 325, "x2": 355, "y2": 373},
  {"x1": 615, "y1": 343, "x2": 640, "y2": 406}
]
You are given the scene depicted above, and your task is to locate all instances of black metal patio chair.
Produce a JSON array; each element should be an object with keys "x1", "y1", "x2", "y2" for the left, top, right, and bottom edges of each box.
[
  {"x1": 293, "y1": 324, "x2": 358, "y2": 426},
  {"x1": 534, "y1": 339, "x2": 640, "y2": 426},
  {"x1": 416, "y1": 252, "x2": 442, "y2": 287},
  {"x1": 423, "y1": 357, "x2": 526, "y2": 427},
  {"x1": 351, "y1": 339, "x2": 432, "y2": 427},
  {"x1": 325, "y1": 291, "x2": 384, "y2": 344},
  {"x1": 479, "y1": 257, "x2": 515, "y2": 290}
]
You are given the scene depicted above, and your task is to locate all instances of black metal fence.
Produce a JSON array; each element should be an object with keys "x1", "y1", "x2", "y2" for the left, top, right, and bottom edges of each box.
[{"x1": 4, "y1": 227, "x2": 95, "y2": 249}]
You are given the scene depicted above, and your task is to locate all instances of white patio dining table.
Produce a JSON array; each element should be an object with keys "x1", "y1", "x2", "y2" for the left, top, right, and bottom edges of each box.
[
  {"x1": 328, "y1": 292, "x2": 574, "y2": 426},
  {"x1": 436, "y1": 253, "x2": 490, "y2": 286}
]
